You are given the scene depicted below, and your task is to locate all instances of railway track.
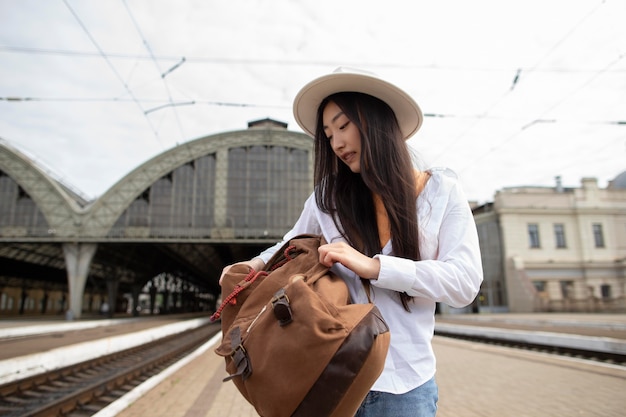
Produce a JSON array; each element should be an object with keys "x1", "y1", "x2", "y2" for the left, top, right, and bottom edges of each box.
[
  {"x1": 1, "y1": 318, "x2": 622, "y2": 416},
  {"x1": 435, "y1": 325, "x2": 626, "y2": 366},
  {"x1": 0, "y1": 322, "x2": 220, "y2": 417}
]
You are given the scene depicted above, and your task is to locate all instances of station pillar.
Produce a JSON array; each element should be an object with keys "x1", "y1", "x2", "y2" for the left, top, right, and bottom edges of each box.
[
  {"x1": 62, "y1": 243, "x2": 97, "y2": 320},
  {"x1": 105, "y1": 278, "x2": 119, "y2": 318}
]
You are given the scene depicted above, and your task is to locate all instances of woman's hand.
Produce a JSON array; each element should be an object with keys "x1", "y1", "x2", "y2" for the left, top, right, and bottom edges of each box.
[
  {"x1": 318, "y1": 242, "x2": 380, "y2": 279},
  {"x1": 219, "y1": 258, "x2": 265, "y2": 285}
]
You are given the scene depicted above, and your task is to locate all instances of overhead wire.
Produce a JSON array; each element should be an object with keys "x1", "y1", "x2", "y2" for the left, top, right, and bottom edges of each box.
[
  {"x1": 3, "y1": 0, "x2": 620, "y2": 145},
  {"x1": 455, "y1": 54, "x2": 624, "y2": 172},
  {"x1": 427, "y1": 74, "x2": 521, "y2": 164},
  {"x1": 61, "y1": 0, "x2": 164, "y2": 147},
  {"x1": 121, "y1": 0, "x2": 187, "y2": 144},
  {"x1": 4, "y1": 45, "x2": 626, "y2": 74},
  {"x1": 520, "y1": 0, "x2": 608, "y2": 77},
  {"x1": 450, "y1": 0, "x2": 614, "y2": 173},
  {"x1": 455, "y1": 47, "x2": 625, "y2": 170},
  {"x1": 3, "y1": 96, "x2": 624, "y2": 128},
  {"x1": 431, "y1": 0, "x2": 610, "y2": 166},
  {"x1": 0, "y1": 95, "x2": 289, "y2": 109},
  {"x1": 11, "y1": 2, "x2": 625, "y2": 154}
]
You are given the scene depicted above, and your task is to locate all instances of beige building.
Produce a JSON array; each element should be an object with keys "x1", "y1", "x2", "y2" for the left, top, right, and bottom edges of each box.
[{"x1": 473, "y1": 172, "x2": 626, "y2": 313}]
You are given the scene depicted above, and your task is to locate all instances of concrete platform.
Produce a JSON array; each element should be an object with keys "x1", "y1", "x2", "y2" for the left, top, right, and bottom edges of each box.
[
  {"x1": 0, "y1": 314, "x2": 213, "y2": 384},
  {"x1": 98, "y1": 330, "x2": 626, "y2": 417},
  {"x1": 2, "y1": 313, "x2": 625, "y2": 416}
]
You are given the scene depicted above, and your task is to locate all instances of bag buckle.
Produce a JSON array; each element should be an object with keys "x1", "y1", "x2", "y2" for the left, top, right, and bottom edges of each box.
[
  {"x1": 271, "y1": 288, "x2": 293, "y2": 326},
  {"x1": 224, "y1": 328, "x2": 252, "y2": 381}
]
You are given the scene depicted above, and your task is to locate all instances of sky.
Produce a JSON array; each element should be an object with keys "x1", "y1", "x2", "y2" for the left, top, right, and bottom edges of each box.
[{"x1": 0, "y1": 0, "x2": 624, "y2": 204}]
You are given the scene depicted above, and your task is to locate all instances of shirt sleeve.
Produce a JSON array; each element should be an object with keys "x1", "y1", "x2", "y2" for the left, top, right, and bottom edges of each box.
[
  {"x1": 256, "y1": 193, "x2": 322, "y2": 263},
  {"x1": 371, "y1": 169, "x2": 483, "y2": 308}
]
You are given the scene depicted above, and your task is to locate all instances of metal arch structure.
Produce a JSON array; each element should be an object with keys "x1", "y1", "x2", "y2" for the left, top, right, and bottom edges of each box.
[
  {"x1": 0, "y1": 121, "x2": 314, "y2": 319},
  {"x1": 83, "y1": 126, "x2": 314, "y2": 237},
  {"x1": 0, "y1": 140, "x2": 84, "y2": 237}
]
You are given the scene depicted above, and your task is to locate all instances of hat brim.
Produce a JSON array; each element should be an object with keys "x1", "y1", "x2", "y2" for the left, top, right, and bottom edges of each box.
[{"x1": 293, "y1": 71, "x2": 423, "y2": 140}]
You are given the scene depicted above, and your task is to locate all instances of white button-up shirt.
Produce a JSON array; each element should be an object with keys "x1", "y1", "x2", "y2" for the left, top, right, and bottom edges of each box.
[{"x1": 257, "y1": 167, "x2": 483, "y2": 394}]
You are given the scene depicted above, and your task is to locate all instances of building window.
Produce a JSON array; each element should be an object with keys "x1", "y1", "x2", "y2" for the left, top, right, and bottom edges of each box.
[
  {"x1": 600, "y1": 284, "x2": 611, "y2": 299},
  {"x1": 533, "y1": 281, "x2": 546, "y2": 292},
  {"x1": 528, "y1": 224, "x2": 540, "y2": 248},
  {"x1": 554, "y1": 224, "x2": 566, "y2": 248},
  {"x1": 227, "y1": 146, "x2": 309, "y2": 238},
  {"x1": 592, "y1": 223, "x2": 605, "y2": 248}
]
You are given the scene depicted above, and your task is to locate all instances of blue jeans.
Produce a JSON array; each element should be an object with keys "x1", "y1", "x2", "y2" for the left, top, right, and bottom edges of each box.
[{"x1": 354, "y1": 377, "x2": 438, "y2": 417}]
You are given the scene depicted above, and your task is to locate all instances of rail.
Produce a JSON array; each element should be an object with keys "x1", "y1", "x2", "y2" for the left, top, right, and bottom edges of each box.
[
  {"x1": 0, "y1": 322, "x2": 220, "y2": 417},
  {"x1": 435, "y1": 322, "x2": 626, "y2": 365}
]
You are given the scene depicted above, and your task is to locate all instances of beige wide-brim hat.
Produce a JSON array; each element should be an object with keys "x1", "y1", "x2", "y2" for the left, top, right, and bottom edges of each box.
[{"x1": 293, "y1": 67, "x2": 423, "y2": 140}]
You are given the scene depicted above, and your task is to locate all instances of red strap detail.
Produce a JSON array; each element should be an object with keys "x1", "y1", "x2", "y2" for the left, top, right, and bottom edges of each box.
[
  {"x1": 211, "y1": 246, "x2": 300, "y2": 322},
  {"x1": 211, "y1": 269, "x2": 268, "y2": 321},
  {"x1": 269, "y1": 245, "x2": 297, "y2": 271}
]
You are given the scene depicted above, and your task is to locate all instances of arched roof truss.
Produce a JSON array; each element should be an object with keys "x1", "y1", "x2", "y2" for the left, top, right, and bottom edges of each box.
[
  {"x1": 0, "y1": 142, "x2": 83, "y2": 238},
  {"x1": 83, "y1": 128, "x2": 312, "y2": 237}
]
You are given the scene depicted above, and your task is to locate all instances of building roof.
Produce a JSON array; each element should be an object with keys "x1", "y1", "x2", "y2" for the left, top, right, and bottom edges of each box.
[{"x1": 608, "y1": 170, "x2": 626, "y2": 189}]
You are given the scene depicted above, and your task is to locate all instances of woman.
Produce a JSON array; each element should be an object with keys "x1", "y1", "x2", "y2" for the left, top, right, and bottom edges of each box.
[{"x1": 221, "y1": 67, "x2": 483, "y2": 416}]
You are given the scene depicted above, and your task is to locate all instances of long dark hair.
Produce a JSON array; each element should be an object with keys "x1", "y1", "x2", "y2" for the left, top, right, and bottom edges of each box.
[{"x1": 313, "y1": 92, "x2": 420, "y2": 311}]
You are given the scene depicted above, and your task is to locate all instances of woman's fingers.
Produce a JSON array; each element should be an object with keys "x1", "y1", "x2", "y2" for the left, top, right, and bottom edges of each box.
[{"x1": 318, "y1": 242, "x2": 380, "y2": 278}]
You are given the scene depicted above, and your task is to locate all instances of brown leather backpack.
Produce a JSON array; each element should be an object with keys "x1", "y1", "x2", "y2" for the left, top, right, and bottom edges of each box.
[{"x1": 212, "y1": 234, "x2": 390, "y2": 417}]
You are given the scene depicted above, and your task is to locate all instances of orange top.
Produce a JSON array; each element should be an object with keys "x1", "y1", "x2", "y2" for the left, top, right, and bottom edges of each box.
[{"x1": 372, "y1": 170, "x2": 430, "y2": 249}]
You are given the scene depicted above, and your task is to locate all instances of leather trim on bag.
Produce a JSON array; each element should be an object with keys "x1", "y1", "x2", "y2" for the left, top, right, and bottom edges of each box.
[{"x1": 292, "y1": 307, "x2": 389, "y2": 417}]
